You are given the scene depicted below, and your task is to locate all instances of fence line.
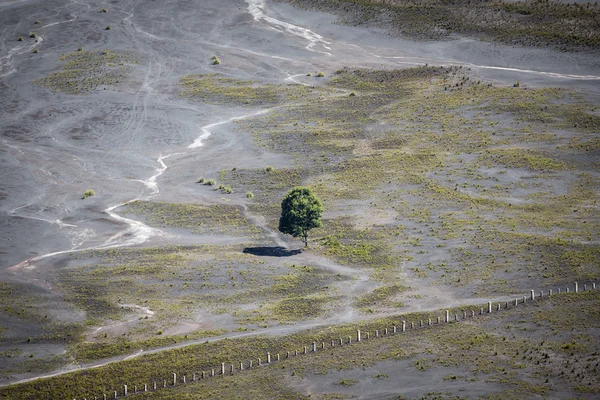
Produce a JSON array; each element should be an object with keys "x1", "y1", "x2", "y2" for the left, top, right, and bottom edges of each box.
[{"x1": 73, "y1": 281, "x2": 597, "y2": 400}]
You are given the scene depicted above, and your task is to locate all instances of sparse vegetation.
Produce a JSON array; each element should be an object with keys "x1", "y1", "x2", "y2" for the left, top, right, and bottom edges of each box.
[{"x1": 81, "y1": 189, "x2": 95, "y2": 199}]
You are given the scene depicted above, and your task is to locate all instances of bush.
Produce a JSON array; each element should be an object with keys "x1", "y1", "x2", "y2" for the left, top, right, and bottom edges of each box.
[
  {"x1": 306, "y1": 72, "x2": 312, "y2": 76},
  {"x1": 246, "y1": 192, "x2": 254, "y2": 198},
  {"x1": 196, "y1": 177, "x2": 205, "y2": 183},
  {"x1": 100, "y1": 8, "x2": 107, "y2": 12},
  {"x1": 29, "y1": 32, "x2": 37, "y2": 38},
  {"x1": 265, "y1": 166, "x2": 274, "y2": 172},
  {"x1": 514, "y1": 81, "x2": 521, "y2": 87},
  {"x1": 32, "y1": 48, "x2": 39, "y2": 53},
  {"x1": 34, "y1": 20, "x2": 40, "y2": 24},
  {"x1": 81, "y1": 190, "x2": 95, "y2": 199},
  {"x1": 77, "y1": 47, "x2": 83, "y2": 51},
  {"x1": 17, "y1": 36, "x2": 23, "y2": 41},
  {"x1": 211, "y1": 56, "x2": 221, "y2": 65},
  {"x1": 316, "y1": 71, "x2": 325, "y2": 77},
  {"x1": 205, "y1": 179, "x2": 216, "y2": 186},
  {"x1": 222, "y1": 186, "x2": 233, "y2": 194},
  {"x1": 105, "y1": 26, "x2": 111, "y2": 30},
  {"x1": 349, "y1": 91, "x2": 356, "y2": 96}
]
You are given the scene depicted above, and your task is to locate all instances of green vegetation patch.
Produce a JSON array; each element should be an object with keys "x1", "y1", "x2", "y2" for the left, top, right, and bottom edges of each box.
[
  {"x1": 276, "y1": 0, "x2": 600, "y2": 50},
  {"x1": 35, "y1": 50, "x2": 135, "y2": 94},
  {"x1": 179, "y1": 74, "x2": 324, "y2": 106},
  {"x1": 120, "y1": 201, "x2": 261, "y2": 236}
]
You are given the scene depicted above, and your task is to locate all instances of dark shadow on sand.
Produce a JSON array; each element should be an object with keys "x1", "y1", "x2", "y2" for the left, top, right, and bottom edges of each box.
[{"x1": 242, "y1": 246, "x2": 302, "y2": 257}]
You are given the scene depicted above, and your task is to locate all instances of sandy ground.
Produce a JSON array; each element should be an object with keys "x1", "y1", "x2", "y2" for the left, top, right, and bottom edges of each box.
[{"x1": 1, "y1": 0, "x2": 599, "y2": 391}]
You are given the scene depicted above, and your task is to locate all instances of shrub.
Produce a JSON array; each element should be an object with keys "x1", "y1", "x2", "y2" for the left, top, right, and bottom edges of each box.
[
  {"x1": 211, "y1": 56, "x2": 221, "y2": 65},
  {"x1": 17, "y1": 36, "x2": 23, "y2": 41},
  {"x1": 316, "y1": 71, "x2": 325, "y2": 77},
  {"x1": 265, "y1": 166, "x2": 274, "y2": 172},
  {"x1": 196, "y1": 177, "x2": 205, "y2": 183},
  {"x1": 100, "y1": 8, "x2": 107, "y2": 12},
  {"x1": 246, "y1": 192, "x2": 254, "y2": 198},
  {"x1": 81, "y1": 189, "x2": 95, "y2": 199},
  {"x1": 349, "y1": 91, "x2": 356, "y2": 96},
  {"x1": 29, "y1": 32, "x2": 37, "y2": 38},
  {"x1": 32, "y1": 48, "x2": 39, "y2": 53},
  {"x1": 34, "y1": 20, "x2": 40, "y2": 24},
  {"x1": 514, "y1": 81, "x2": 521, "y2": 87},
  {"x1": 77, "y1": 47, "x2": 83, "y2": 51},
  {"x1": 222, "y1": 186, "x2": 233, "y2": 194},
  {"x1": 205, "y1": 179, "x2": 216, "y2": 186},
  {"x1": 105, "y1": 26, "x2": 111, "y2": 30},
  {"x1": 306, "y1": 72, "x2": 312, "y2": 76}
]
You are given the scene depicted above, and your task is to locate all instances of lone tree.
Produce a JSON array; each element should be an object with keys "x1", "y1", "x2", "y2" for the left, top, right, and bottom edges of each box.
[{"x1": 278, "y1": 187, "x2": 323, "y2": 247}]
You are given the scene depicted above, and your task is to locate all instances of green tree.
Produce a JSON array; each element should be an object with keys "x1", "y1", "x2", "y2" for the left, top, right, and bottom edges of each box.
[{"x1": 278, "y1": 187, "x2": 323, "y2": 247}]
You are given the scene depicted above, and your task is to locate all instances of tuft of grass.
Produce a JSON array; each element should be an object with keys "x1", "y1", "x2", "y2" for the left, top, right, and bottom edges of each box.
[
  {"x1": 32, "y1": 48, "x2": 39, "y2": 53},
  {"x1": 81, "y1": 189, "x2": 95, "y2": 199},
  {"x1": 205, "y1": 179, "x2": 216, "y2": 186},
  {"x1": 316, "y1": 71, "x2": 325, "y2": 77},
  {"x1": 29, "y1": 32, "x2": 37, "y2": 38},
  {"x1": 265, "y1": 166, "x2": 275, "y2": 173},
  {"x1": 77, "y1": 46, "x2": 83, "y2": 51},
  {"x1": 17, "y1": 36, "x2": 23, "y2": 41},
  {"x1": 34, "y1": 20, "x2": 40, "y2": 24},
  {"x1": 211, "y1": 55, "x2": 221, "y2": 65},
  {"x1": 246, "y1": 191, "x2": 254, "y2": 198},
  {"x1": 100, "y1": 8, "x2": 107, "y2": 12},
  {"x1": 105, "y1": 26, "x2": 111, "y2": 30},
  {"x1": 196, "y1": 177, "x2": 205, "y2": 183}
]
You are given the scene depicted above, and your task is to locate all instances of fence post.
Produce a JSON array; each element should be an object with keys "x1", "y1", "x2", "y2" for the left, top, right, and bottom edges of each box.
[
  {"x1": 402, "y1": 320, "x2": 406, "y2": 332},
  {"x1": 445, "y1": 310, "x2": 449, "y2": 323},
  {"x1": 411, "y1": 322, "x2": 414, "y2": 329},
  {"x1": 231, "y1": 364, "x2": 234, "y2": 373},
  {"x1": 114, "y1": 391, "x2": 117, "y2": 399},
  {"x1": 375, "y1": 330, "x2": 379, "y2": 337},
  {"x1": 575, "y1": 282, "x2": 578, "y2": 293},
  {"x1": 428, "y1": 318, "x2": 431, "y2": 326},
  {"x1": 173, "y1": 373, "x2": 177, "y2": 386},
  {"x1": 153, "y1": 381, "x2": 157, "y2": 389},
  {"x1": 437, "y1": 317, "x2": 440, "y2": 324},
  {"x1": 497, "y1": 303, "x2": 500, "y2": 311},
  {"x1": 549, "y1": 289, "x2": 553, "y2": 296},
  {"x1": 530, "y1": 290, "x2": 535, "y2": 300},
  {"x1": 268, "y1": 352, "x2": 272, "y2": 363},
  {"x1": 211, "y1": 369, "x2": 215, "y2": 376},
  {"x1": 182, "y1": 376, "x2": 185, "y2": 384},
  {"x1": 357, "y1": 330, "x2": 361, "y2": 342},
  {"x1": 144, "y1": 384, "x2": 147, "y2": 392},
  {"x1": 124, "y1": 385, "x2": 127, "y2": 396},
  {"x1": 393, "y1": 325, "x2": 397, "y2": 333},
  {"x1": 488, "y1": 301, "x2": 492, "y2": 313},
  {"x1": 384, "y1": 328, "x2": 388, "y2": 335}
]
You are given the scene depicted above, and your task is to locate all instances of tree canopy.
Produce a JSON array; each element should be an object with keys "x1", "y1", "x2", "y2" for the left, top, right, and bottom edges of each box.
[{"x1": 278, "y1": 187, "x2": 323, "y2": 247}]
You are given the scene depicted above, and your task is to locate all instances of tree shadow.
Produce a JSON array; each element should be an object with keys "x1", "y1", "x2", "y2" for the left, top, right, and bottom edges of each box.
[{"x1": 242, "y1": 246, "x2": 302, "y2": 257}]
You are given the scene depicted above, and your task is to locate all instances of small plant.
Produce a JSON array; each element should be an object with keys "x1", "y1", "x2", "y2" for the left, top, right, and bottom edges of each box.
[
  {"x1": 29, "y1": 32, "x2": 37, "y2": 38},
  {"x1": 336, "y1": 379, "x2": 358, "y2": 386},
  {"x1": 265, "y1": 165, "x2": 274, "y2": 172},
  {"x1": 81, "y1": 189, "x2": 95, "y2": 199},
  {"x1": 34, "y1": 20, "x2": 40, "y2": 24},
  {"x1": 246, "y1": 191, "x2": 254, "y2": 198},
  {"x1": 306, "y1": 72, "x2": 312, "y2": 76},
  {"x1": 196, "y1": 177, "x2": 205, "y2": 183},
  {"x1": 17, "y1": 36, "x2": 23, "y2": 41},
  {"x1": 100, "y1": 8, "x2": 107, "y2": 12},
  {"x1": 32, "y1": 48, "x2": 39, "y2": 53},
  {"x1": 105, "y1": 26, "x2": 111, "y2": 30},
  {"x1": 204, "y1": 179, "x2": 216, "y2": 186},
  {"x1": 349, "y1": 91, "x2": 356, "y2": 96},
  {"x1": 514, "y1": 81, "x2": 520, "y2": 87},
  {"x1": 156, "y1": 330, "x2": 162, "y2": 335},
  {"x1": 222, "y1": 186, "x2": 233, "y2": 194},
  {"x1": 316, "y1": 71, "x2": 325, "y2": 77},
  {"x1": 211, "y1": 56, "x2": 221, "y2": 65},
  {"x1": 77, "y1": 46, "x2": 83, "y2": 51}
]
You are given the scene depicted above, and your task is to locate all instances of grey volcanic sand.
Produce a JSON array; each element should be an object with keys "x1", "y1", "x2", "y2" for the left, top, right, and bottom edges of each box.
[
  {"x1": 2, "y1": 0, "x2": 599, "y2": 269},
  {"x1": 0, "y1": 0, "x2": 599, "y2": 387}
]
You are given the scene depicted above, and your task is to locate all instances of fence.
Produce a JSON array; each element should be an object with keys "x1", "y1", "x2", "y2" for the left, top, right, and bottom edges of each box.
[{"x1": 72, "y1": 281, "x2": 597, "y2": 400}]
